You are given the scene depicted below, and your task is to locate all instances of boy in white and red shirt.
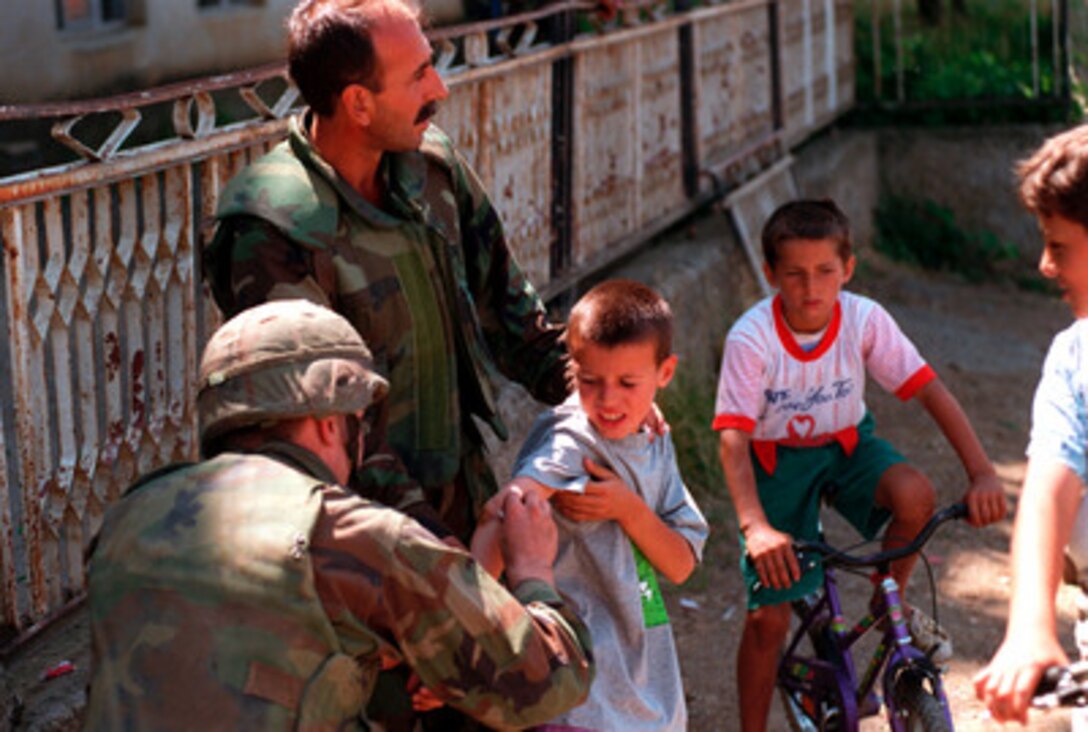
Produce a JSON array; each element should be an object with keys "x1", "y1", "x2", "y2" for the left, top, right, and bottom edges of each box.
[{"x1": 714, "y1": 199, "x2": 1007, "y2": 732}]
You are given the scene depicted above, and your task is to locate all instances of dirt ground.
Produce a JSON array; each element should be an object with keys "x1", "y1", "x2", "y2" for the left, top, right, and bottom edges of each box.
[{"x1": 667, "y1": 252, "x2": 1080, "y2": 731}]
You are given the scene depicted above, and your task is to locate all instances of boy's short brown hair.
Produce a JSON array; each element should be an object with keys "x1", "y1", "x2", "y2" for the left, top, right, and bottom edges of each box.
[
  {"x1": 1017, "y1": 124, "x2": 1088, "y2": 230},
  {"x1": 567, "y1": 279, "x2": 673, "y2": 364},
  {"x1": 761, "y1": 199, "x2": 852, "y2": 269}
]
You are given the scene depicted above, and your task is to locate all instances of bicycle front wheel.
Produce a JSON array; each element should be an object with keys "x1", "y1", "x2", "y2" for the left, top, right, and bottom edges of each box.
[{"x1": 891, "y1": 669, "x2": 952, "y2": 732}]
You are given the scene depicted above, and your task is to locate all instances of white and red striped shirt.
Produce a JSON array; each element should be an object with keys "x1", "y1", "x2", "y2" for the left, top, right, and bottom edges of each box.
[{"x1": 713, "y1": 292, "x2": 934, "y2": 473}]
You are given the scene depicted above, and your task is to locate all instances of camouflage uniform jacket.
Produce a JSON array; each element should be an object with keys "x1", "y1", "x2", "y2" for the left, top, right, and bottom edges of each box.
[
  {"x1": 204, "y1": 115, "x2": 568, "y2": 534},
  {"x1": 85, "y1": 442, "x2": 593, "y2": 731}
]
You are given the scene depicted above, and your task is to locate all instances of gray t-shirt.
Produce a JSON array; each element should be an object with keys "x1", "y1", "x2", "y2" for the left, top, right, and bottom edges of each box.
[{"x1": 514, "y1": 395, "x2": 709, "y2": 732}]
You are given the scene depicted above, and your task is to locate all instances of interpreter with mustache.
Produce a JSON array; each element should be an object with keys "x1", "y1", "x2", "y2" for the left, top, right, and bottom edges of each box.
[
  {"x1": 203, "y1": 1, "x2": 575, "y2": 729},
  {"x1": 713, "y1": 199, "x2": 1006, "y2": 732}
]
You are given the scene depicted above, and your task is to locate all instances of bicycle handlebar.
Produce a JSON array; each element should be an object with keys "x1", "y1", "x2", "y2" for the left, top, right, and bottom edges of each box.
[
  {"x1": 1033, "y1": 661, "x2": 1088, "y2": 709},
  {"x1": 793, "y1": 502, "x2": 969, "y2": 569}
]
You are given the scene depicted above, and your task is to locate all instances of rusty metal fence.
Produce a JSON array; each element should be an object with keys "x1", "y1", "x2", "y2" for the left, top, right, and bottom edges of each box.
[{"x1": 0, "y1": 0, "x2": 853, "y2": 644}]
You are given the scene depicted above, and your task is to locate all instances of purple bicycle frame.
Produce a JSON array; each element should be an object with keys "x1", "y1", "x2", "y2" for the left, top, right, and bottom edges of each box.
[{"x1": 779, "y1": 566, "x2": 953, "y2": 731}]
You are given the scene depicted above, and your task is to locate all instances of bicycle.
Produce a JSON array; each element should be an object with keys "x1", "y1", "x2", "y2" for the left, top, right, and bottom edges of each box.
[
  {"x1": 1034, "y1": 661, "x2": 1088, "y2": 711},
  {"x1": 774, "y1": 502, "x2": 969, "y2": 732}
]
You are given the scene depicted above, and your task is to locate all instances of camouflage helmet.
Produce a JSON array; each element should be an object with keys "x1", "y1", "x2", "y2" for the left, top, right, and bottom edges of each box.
[{"x1": 198, "y1": 299, "x2": 388, "y2": 448}]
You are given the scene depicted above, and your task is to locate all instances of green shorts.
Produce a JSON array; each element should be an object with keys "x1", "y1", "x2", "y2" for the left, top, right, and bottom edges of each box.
[{"x1": 739, "y1": 414, "x2": 902, "y2": 610}]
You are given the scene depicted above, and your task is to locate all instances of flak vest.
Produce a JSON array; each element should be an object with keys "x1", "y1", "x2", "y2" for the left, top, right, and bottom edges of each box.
[{"x1": 212, "y1": 126, "x2": 507, "y2": 449}]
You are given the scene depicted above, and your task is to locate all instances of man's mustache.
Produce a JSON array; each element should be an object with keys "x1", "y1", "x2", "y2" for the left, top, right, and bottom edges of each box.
[{"x1": 416, "y1": 101, "x2": 438, "y2": 124}]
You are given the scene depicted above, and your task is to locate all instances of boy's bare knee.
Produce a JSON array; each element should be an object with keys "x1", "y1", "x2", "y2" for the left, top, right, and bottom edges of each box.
[{"x1": 877, "y1": 464, "x2": 936, "y2": 521}]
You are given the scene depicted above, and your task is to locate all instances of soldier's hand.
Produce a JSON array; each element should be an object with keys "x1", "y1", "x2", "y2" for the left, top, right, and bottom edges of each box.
[
  {"x1": 501, "y1": 486, "x2": 557, "y2": 587},
  {"x1": 479, "y1": 488, "x2": 509, "y2": 524}
]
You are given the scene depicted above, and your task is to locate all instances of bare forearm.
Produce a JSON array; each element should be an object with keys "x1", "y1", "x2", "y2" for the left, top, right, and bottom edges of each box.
[
  {"x1": 718, "y1": 430, "x2": 768, "y2": 531},
  {"x1": 916, "y1": 379, "x2": 995, "y2": 479},
  {"x1": 1007, "y1": 459, "x2": 1082, "y2": 638},
  {"x1": 620, "y1": 505, "x2": 697, "y2": 585}
]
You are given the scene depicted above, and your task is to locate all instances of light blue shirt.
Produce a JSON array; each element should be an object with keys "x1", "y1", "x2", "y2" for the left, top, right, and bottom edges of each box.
[
  {"x1": 1029, "y1": 318, "x2": 1088, "y2": 576},
  {"x1": 1028, "y1": 318, "x2": 1088, "y2": 483}
]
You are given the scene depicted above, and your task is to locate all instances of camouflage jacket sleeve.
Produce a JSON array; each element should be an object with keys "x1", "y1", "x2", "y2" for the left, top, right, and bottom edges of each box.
[
  {"x1": 448, "y1": 148, "x2": 569, "y2": 406},
  {"x1": 312, "y1": 485, "x2": 593, "y2": 728},
  {"x1": 203, "y1": 216, "x2": 445, "y2": 532}
]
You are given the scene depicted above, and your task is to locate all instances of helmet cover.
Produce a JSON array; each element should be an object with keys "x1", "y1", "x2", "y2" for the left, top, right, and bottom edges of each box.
[{"x1": 198, "y1": 299, "x2": 388, "y2": 446}]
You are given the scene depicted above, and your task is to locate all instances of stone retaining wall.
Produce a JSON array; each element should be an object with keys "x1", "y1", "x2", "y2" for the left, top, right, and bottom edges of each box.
[{"x1": 877, "y1": 124, "x2": 1068, "y2": 259}]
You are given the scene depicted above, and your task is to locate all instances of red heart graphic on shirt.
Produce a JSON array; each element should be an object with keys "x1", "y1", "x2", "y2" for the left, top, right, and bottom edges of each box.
[{"x1": 788, "y1": 415, "x2": 816, "y2": 439}]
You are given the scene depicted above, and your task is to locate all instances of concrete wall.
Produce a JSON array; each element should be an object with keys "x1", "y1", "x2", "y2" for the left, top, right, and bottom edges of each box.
[
  {"x1": 793, "y1": 128, "x2": 879, "y2": 252},
  {"x1": 0, "y1": 0, "x2": 467, "y2": 104},
  {"x1": 0, "y1": 1, "x2": 295, "y2": 103},
  {"x1": 876, "y1": 124, "x2": 1069, "y2": 259}
]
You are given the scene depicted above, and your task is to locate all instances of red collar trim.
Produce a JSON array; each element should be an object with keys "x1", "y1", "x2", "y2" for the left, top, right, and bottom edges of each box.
[{"x1": 773, "y1": 295, "x2": 841, "y2": 362}]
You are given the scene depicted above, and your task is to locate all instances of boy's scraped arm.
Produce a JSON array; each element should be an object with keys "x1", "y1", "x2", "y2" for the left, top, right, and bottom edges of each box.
[{"x1": 913, "y1": 377, "x2": 1007, "y2": 527}]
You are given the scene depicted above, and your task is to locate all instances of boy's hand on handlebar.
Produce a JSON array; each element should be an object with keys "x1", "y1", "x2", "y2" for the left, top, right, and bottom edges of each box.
[
  {"x1": 745, "y1": 522, "x2": 801, "y2": 590},
  {"x1": 963, "y1": 473, "x2": 1008, "y2": 527},
  {"x1": 974, "y1": 632, "x2": 1069, "y2": 724}
]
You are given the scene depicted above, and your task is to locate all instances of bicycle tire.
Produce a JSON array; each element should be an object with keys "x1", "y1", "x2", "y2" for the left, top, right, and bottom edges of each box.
[{"x1": 892, "y1": 669, "x2": 952, "y2": 732}]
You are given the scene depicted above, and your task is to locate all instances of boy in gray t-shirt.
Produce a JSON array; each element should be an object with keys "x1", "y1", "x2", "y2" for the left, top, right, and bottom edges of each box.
[{"x1": 473, "y1": 279, "x2": 709, "y2": 732}]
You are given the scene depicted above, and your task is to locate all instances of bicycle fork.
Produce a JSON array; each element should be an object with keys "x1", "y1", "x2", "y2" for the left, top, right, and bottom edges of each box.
[{"x1": 874, "y1": 572, "x2": 954, "y2": 732}]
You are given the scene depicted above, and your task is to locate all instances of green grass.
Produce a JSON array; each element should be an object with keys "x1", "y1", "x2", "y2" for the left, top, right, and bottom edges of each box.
[
  {"x1": 854, "y1": 0, "x2": 1077, "y2": 124},
  {"x1": 874, "y1": 194, "x2": 1053, "y2": 292},
  {"x1": 659, "y1": 371, "x2": 724, "y2": 505}
]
